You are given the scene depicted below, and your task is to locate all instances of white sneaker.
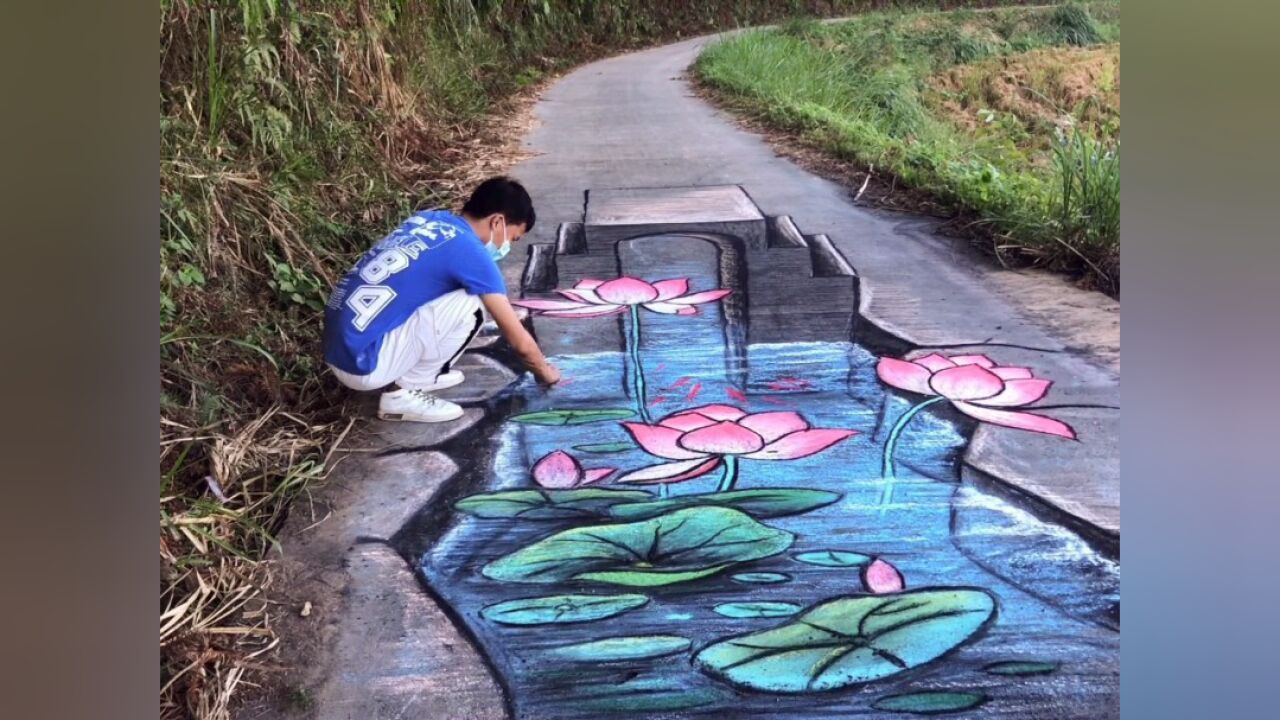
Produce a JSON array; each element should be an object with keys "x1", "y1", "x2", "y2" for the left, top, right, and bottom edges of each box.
[
  {"x1": 415, "y1": 370, "x2": 465, "y2": 392},
  {"x1": 378, "y1": 388, "x2": 464, "y2": 423}
]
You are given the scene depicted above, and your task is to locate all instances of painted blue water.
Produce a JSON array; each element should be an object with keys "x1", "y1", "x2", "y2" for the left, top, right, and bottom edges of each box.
[{"x1": 417, "y1": 238, "x2": 1119, "y2": 718}]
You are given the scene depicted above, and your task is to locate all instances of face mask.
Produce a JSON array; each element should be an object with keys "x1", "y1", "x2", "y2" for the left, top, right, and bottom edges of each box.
[{"x1": 485, "y1": 218, "x2": 511, "y2": 262}]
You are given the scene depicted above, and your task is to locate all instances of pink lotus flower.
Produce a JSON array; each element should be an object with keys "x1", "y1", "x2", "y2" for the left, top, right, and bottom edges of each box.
[
  {"x1": 532, "y1": 450, "x2": 615, "y2": 489},
  {"x1": 862, "y1": 558, "x2": 905, "y2": 594},
  {"x1": 615, "y1": 404, "x2": 857, "y2": 485},
  {"x1": 513, "y1": 276, "x2": 731, "y2": 318},
  {"x1": 876, "y1": 353, "x2": 1076, "y2": 439}
]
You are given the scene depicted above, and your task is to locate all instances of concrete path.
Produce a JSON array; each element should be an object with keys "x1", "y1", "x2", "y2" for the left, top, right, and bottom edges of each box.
[{"x1": 509, "y1": 36, "x2": 1119, "y2": 551}]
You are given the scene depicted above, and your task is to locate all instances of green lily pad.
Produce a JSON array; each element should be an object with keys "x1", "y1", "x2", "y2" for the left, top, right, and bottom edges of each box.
[
  {"x1": 575, "y1": 565, "x2": 733, "y2": 587},
  {"x1": 714, "y1": 602, "x2": 801, "y2": 618},
  {"x1": 983, "y1": 660, "x2": 1059, "y2": 676},
  {"x1": 731, "y1": 572, "x2": 792, "y2": 584},
  {"x1": 571, "y1": 678, "x2": 723, "y2": 713},
  {"x1": 482, "y1": 506, "x2": 795, "y2": 587},
  {"x1": 549, "y1": 635, "x2": 691, "y2": 662},
  {"x1": 480, "y1": 593, "x2": 648, "y2": 626},
  {"x1": 573, "y1": 441, "x2": 635, "y2": 454},
  {"x1": 455, "y1": 488, "x2": 652, "y2": 519},
  {"x1": 694, "y1": 588, "x2": 997, "y2": 693},
  {"x1": 872, "y1": 691, "x2": 988, "y2": 714},
  {"x1": 793, "y1": 550, "x2": 872, "y2": 567},
  {"x1": 608, "y1": 488, "x2": 840, "y2": 521},
  {"x1": 512, "y1": 408, "x2": 635, "y2": 425}
]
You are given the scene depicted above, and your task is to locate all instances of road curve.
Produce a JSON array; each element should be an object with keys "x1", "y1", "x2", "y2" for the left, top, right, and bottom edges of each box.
[{"x1": 509, "y1": 31, "x2": 1120, "y2": 549}]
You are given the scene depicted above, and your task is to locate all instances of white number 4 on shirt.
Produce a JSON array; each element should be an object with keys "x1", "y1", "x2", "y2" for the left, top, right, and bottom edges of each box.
[{"x1": 347, "y1": 285, "x2": 396, "y2": 330}]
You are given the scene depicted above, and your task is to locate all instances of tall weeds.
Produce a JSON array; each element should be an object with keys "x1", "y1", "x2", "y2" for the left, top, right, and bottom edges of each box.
[{"x1": 1050, "y1": 125, "x2": 1120, "y2": 284}]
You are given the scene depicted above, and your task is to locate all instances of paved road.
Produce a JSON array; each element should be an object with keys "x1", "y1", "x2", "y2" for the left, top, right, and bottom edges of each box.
[
  {"x1": 275, "y1": 29, "x2": 1121, "y2": 720},
  {"x1": 509, "y1": 34, "x2": 1119, "y2": 550}
]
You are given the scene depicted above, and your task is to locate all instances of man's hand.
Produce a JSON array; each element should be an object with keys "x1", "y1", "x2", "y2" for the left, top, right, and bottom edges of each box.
[
  {"x1": 534, "y1": 362, "x2": 561, "y2": 386},
  {"x1": 480, "y1": 293, "x2": 559, "y2": 384}
]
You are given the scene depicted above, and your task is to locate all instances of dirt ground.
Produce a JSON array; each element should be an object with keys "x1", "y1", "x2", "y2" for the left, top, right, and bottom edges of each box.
[{"x1": 929, "y1": 44, "x2": 1121, "y2": 153}]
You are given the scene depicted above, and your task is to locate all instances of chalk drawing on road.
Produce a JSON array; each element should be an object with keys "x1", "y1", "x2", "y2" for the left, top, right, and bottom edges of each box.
[{"x1": 406, "y1": 186, "x2": 1117, "y2": 719}]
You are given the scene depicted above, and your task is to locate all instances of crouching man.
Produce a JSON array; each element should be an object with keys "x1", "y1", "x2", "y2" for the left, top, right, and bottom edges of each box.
[{"x1": 323, "y1": 176, "x2": 560, "y2": 423}]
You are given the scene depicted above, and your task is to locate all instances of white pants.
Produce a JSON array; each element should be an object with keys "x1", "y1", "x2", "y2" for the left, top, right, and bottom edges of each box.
[{"x1": 329, "y1": 289, "x2": 483, "y2": 391}]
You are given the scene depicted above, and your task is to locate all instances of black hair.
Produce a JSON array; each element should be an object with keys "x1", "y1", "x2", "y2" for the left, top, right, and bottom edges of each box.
[{"x1": 461, "y1": 176, "x2": 536, "y2": 232}]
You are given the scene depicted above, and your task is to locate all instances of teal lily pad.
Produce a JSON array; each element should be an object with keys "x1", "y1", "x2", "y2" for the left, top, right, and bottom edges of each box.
[
  {"x1": 983, "y1": 660, "x2": 1058, "y2": 676},
  {"x1": 573, "y1": 441, "x2": 636, "y2": 454},
  {"x1": 714, "y1": 602, "x2": 801, "y2": 618},
  {"x1": 872, "y1": 691, "x2": 987, "y2": 714},
  {"x1": 480, "y1": 593, "x2": 648, "y2": 625},
  {"x1": 694, "y1": 588, "x2": 997, "y2": 692},
  {"x1": 482, "y1": 506, "x2": 795, "y2": 587},
  {"x1": 512, "y1": 408, "x2": 635, "y2": 425},
  {"x1": 549, "y1": 635, "x2": 691, "y2": 662},
  {"x1": 455, "y1": 488, "x2": 652, "y2": 520},
  {"x1": 731, "y1": 572, "x2": 792, "y2": 584},
  {"x1": 793, "y1": 550, "x2": 872, "y2": 567},
  {"x1": 608, "y1": 488, "x2": 840, "y2": 521}
]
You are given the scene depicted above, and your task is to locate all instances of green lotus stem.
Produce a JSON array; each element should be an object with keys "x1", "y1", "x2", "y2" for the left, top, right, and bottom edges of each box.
[
  {"x1": 625, "y1": 304, "x2": 662, "y2": 496},
  {"x1": 627, "y1": 305, "x2": 651, "y2": 424},
  {"x1": 716, "y1": 455, "x2": 739, "y2": 493},
  {"x1": 879, "y1": 396, "x2": 945, "y2": 506}
]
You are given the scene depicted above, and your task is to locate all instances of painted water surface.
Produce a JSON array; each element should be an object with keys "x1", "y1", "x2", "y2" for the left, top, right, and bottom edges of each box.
[{"x1": 417, "y1": 237, "x2": 1119, "y2": 718}]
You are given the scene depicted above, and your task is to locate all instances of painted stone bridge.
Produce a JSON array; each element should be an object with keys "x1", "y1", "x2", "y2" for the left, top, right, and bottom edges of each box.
[{"x1": 258, "y1": 29, "x2": 1119, "y2": 720}]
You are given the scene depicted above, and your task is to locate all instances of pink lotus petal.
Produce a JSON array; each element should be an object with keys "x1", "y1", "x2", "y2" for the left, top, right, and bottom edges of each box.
[
  {"x1": 913, "y1": 353, "x2": 958, "y2": 372},
  {"x1": 558, "y1": 287, "x2": 605, "y2": 305},
  {"x1": 678, "y1": 421, "x2": 766, "y2": 455},
  {"x1": 542, "y1": 305, "x2": 627, "y2": 318},
  {"x1": 738, "y1": 411, "x2": 809, "y2": 443},
  {"x1": 512, "y1": 298, "x2": 592, "y2": 311},
  {"x1": 533, "y1": 450, "x2": 582, "y2": 489},
  {"x1": 659, "y1": 411, "x2": 718, "y2": 432},
  {"x1": 577, "y1": 278, "x2": 606, "y2": 289},
  {"x1": 744, "y1": 428, "x2": 857, "y2": 460},
  {"x1": 642, "y1": 301, "x2": 698, "y2": 315},
  {"x1": 876, "y1": 357, "x2": 936, "y2": 395},
  {"x1": 651, "y1": 278, "x2": 690, "y2": 301},
  {"x1": 667, "y1": 288, "x2": 732, "y2": 305},
  {"x1": 616, "y1": 456, "x2": 722, "y2": 485},
  {"x1": 929, "y1": 364, "x2": 1005, "y2": 401},
  {"x1": 950, "y1": 354, "x2": 995, "y2": 368},
  {"x1": 991, "y1": 366, "x2": 1034, "y2": 380},
  {"x1": 979, "y1": 378, "x2": 1051, "y2": 407},
  {"x1": 581, "y1": 467, "x2": 617, "y2": 485},
  {"x1": 953, "y1": 402, "x2": 1077, "y2": 439},
  {"x1": 863, "y1": 558, "x2": 905, "y2": 594},
  {"x1": 622, "y1": 422, "x2": 706, "y2": 460},
  {"x1": 596, "y1": 277, "x2": 659, "y2": 305},
  {"x1": 685, "y1": 404, "x2": 748, "y2": 421}
]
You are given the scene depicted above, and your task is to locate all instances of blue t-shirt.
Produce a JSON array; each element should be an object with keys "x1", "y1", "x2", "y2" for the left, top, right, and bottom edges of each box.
[{"x1": 323, "y1": 210, "x2": 506, "y2": 374}]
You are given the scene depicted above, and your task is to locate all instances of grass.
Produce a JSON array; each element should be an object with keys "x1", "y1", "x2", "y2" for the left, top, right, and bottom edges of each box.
[
  {"x1": 162, "y1": 2, "x2": 1018, "y2": 717},
  {"x1": 695, "y1": 1, "x2": 1121, "y2": 292}
]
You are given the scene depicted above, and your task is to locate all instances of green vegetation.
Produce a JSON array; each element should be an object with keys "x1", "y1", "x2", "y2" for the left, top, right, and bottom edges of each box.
[
  {"x1": 695, "y1": 2, "x2": 1121, "y2": 292},
  {"x1": 165, "y1": 3, "x2": 1020, "y2": 717}
]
